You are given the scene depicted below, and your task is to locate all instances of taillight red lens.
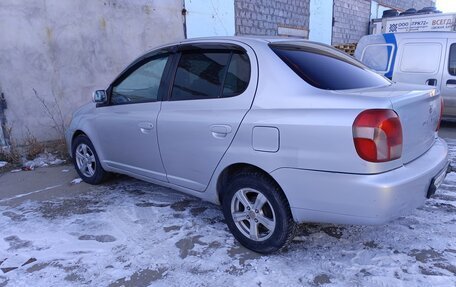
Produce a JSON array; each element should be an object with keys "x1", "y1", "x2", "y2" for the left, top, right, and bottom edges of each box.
[
  {"x1": 353, "y1": 109, "x2": 403, "y2": 162},
  {"x1": 436, "y1": 96, "x2": 443, "y2": 131}
]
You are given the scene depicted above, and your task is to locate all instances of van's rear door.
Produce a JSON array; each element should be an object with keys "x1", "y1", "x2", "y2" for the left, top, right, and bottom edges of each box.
[
  {"x1": 393, "y1": 38, "x2": 447, "y2": 88},
  {"x1": 440, "y1": 37, "x2": 456, "y2": 117}
]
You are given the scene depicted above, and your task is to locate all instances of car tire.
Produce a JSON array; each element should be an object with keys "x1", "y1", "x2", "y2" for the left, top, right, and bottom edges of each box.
[
  {"x1": 222, "y1": 171, "x2": 296, "y2": 254},
  {"x1": 72, "y1": 135, "x2": 109, "y2": 185}
]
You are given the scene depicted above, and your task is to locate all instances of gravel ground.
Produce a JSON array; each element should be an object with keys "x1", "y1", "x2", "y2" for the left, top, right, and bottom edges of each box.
[{"x1": 0, "y1": 141, "x2": 455, "y2": 287}]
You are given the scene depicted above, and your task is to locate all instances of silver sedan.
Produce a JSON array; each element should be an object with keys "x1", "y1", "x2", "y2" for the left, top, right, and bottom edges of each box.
[{"x1": 66, "y1": 37, "x2": 449, "y2": 253}]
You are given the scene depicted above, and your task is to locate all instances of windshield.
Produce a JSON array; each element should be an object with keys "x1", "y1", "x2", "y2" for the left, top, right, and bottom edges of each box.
[{"x1": 270, "y1": 42, "x2": 391, "y2": 90}]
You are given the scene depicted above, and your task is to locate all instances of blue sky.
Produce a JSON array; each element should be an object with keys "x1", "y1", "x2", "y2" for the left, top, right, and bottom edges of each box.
[{"x1": 436, "y1": 0, "x2": 456, "y2": 13}]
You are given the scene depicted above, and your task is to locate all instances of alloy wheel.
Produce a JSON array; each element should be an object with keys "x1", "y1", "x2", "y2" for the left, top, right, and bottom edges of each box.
[
  {"x1": 230, "y1": 188, "x2": 276, "y2": 241},
  {"x1": 75, "y1": 143, "x2": 96, "y2": 178}
]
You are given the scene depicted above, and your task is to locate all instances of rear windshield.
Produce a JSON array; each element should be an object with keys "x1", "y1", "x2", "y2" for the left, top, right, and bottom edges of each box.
[{"x1": 270, "y1": 43, "x2": 391, "y2": 90}]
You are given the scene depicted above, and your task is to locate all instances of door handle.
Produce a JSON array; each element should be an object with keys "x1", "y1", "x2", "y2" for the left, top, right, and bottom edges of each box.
[
  {"x1": 426, "y1": 79, "x2": 437, "y2": 86},
  {"x1": 447, "y1": 79, "x2": 456, "y2": 88},
  {"x1": 210, "y1": 125, "x2": 232, "y2": 138},
  {"x1": 138, "y1": 122, "x2": 154, "y2": 134}
]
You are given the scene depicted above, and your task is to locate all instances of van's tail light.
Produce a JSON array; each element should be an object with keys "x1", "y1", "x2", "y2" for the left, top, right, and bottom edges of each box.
[
  {"x1": 353, "y1": 109, "x2": 403, "y2": 162},
  {"x1": 436, "y1": 96, "x2": 444, "y2": 131}
]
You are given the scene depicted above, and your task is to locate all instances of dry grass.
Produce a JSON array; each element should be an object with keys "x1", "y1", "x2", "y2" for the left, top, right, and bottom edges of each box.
[
  {"x1": 0, "y1": 147, "x2": 21, "y2": 164},
  {"x1": 32, "y1": 89, "x2": 66, "y2": 138},
  {"x1": 0, "y1": 127, "x2": 69, "y2": 166},
  {"x1": 0, "y1": 89, "x2": 70, "y2": 167},
  {"x1": 24, "y1": 131, "x2": 45, "y2": 159},
  {"x1": 31, "y1": 88, "x2": 70, "y2": 161},
  {"x1": 45, "y1": 138, "x2": 70, "y2": 161}
]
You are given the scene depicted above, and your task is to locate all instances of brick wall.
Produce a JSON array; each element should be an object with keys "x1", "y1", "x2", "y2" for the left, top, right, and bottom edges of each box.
[
  {"x1": 235, "y1": 0, "x2": 309, "y2": 36},
  {"x1": 332, "y1": 0, "x2": 371, "y2": 45},
  {"x1": 234, "y1": 0, "x2": 435, "y2": 44}
]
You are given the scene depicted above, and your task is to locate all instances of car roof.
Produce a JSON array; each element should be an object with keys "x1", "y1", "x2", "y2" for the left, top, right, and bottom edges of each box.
[
  {"x1": 151, "y1": 36, "x2": 334, "y2": 53},
  {"x1": 178, "y1": 36, "x2": 293, "y2": 44}
]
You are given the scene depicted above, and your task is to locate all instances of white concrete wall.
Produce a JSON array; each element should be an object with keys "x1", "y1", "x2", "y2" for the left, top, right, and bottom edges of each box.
[
  {"x1": 0, "y1": 0, "x2": 184, "y2": 142},
  {"x1": 184, "y1": 0, "x2": 235, "y2": 38},
  {"x1": 309, "y1": 0, "x2": 334, "y2": 44}
]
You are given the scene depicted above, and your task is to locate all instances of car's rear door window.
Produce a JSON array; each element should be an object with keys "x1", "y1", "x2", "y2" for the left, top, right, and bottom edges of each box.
[
  {"x1": 271, "y1": 43, "x2": 391, "y2": 90},
  {"x1": 171, "y1": 52, "x2": 230, "y2": 101},
  {"x1": 170, "y1": 49, "x2": 250, "y2": 101},
  {"x1": 222, "y1": 53, "x2": 250, "y2": 97}
]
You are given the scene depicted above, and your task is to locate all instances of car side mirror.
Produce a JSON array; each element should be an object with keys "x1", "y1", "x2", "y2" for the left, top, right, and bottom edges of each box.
[{"x1": 92, "y1": 90, "x2": 107, "y2": 103}]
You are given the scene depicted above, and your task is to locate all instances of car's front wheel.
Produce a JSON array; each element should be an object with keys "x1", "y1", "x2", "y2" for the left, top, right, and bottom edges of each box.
[
  {"x1": 222, "y1": 171, "x2": 296, "y2": 253},
  {"x1": 72, "y1": 135, "x2": 109, "y2": 184}
]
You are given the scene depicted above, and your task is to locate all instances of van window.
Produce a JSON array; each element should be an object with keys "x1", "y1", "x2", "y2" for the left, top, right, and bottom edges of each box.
[
  {"x1": 400, "y1": 43, "x2": 442, "y2": 73},
  {"x1": 449, "y1": 44, "x2": 456, "y2": 76},
  {"x1": 271, "y1": 44, "x2": 390, "y2": 90},
  {"x1": 361, "y1": 44, "x2": 393, "y2": 72}
]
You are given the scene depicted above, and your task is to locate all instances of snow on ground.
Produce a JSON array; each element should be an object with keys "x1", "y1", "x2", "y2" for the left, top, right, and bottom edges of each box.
[
  {"x1": 70, "y1": 178, "x2": 83, "y2": 185},
  {"x1": 0, "y1": 144, "x2": 455, "y2": 287},
  {"x1": 22, "y1": 153, "x2": 66, "y2": 170}
]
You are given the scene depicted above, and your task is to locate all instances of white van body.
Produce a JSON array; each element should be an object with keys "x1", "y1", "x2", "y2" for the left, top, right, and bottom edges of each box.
[{"x1": 355, "y1": 32, "x2": 456, "y2": 117}]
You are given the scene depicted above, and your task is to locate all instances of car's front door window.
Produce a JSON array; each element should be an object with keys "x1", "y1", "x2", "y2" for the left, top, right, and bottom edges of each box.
[{"x1": 111, "y1": 56, "x2": 169, "y2": 105}]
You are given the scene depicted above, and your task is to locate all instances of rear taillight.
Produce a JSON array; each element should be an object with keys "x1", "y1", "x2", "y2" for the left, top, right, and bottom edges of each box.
[
  {"x1": 353, "y1": 109, "x2": 403, "y2": 162},
  {"x1": 436, "y1": 96, "x2": 443, "y2": 131}
]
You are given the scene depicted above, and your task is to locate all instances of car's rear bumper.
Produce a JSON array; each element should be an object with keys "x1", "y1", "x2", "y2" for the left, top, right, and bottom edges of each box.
[{"x1": 270, "y1": 137, "x2": 449, "y2": 225}]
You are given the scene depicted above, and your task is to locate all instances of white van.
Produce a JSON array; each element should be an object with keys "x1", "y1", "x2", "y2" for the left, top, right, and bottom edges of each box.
[{"x1": 355, "y1": 32, "x2": 456, "y2": 117}]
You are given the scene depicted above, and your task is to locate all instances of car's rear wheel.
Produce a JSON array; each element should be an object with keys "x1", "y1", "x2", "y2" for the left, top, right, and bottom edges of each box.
[
  {"x1": 222, "y1": 171, "x2": 296, "y2": 253},
  {"x1": 72, "y1": 135, "x2": 109, "y2": 184}
]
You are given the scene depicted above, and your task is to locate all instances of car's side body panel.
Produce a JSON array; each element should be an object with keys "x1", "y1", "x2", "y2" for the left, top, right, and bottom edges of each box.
[
  {"x1": 71, "y1": 51, "x2": 175, "y2": 182},
  {"x1": 158, "y1": 99, "x2": 251, "y2": 191},
  {"x1": 205, "y1": 38, "x2": 447, "y2": 224},
  {"x1": 92, "y1": 102, "x2": 167, "y2": 182},
  {"x1": 209, "y1": 39, "x2": 399, "y2": 175}
]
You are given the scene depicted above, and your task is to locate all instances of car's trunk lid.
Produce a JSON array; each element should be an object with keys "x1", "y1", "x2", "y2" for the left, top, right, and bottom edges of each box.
[
  {"x1": 336, "y1": 83, "x2": 440, "y2": 165},
  {"x1": 388, "y1": 87, "x2": 440, "y2": 164}
]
